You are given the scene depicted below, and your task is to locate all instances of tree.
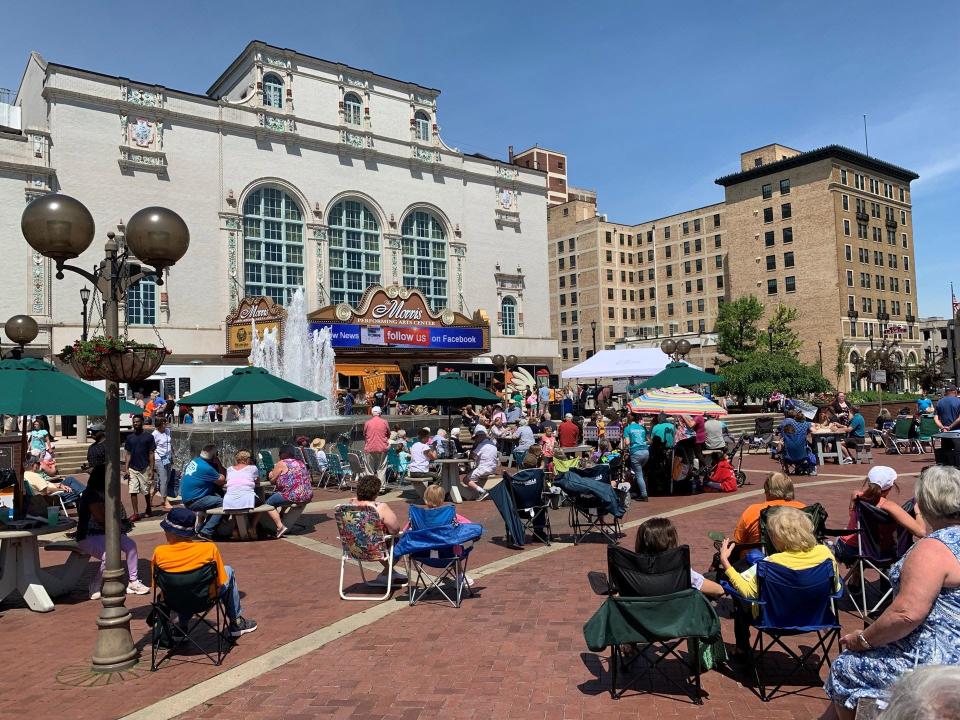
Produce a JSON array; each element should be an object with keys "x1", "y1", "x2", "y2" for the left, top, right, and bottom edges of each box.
[
  {"x1": 715, "y1": 295, "x2": 764, "y2": 364},
  {"x1": 913, "y1": 355, "x2": 946, "y2": 393},
  {"x1": 715, "y1": 353, "x2": 831, "y2": 407},
  {"x1": 834, "y1": 339, "x2": 851, "y2": 389},
  {"x1": 767, "y1": 303, "x2": 801, "y2": 356}
]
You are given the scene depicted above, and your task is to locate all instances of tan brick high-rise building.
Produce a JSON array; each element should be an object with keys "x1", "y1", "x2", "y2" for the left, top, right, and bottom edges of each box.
[{"x1": 544, "y1": 143, "x2": 922, "y2": 391}]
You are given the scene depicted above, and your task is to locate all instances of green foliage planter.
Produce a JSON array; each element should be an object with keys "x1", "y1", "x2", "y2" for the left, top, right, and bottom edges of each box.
[
  {"x1": 58, "y1": 336, "x2": 170, "y2": 383},
  {"x1": 715, "y1": 353, "x2": 830, "y2": 407}
]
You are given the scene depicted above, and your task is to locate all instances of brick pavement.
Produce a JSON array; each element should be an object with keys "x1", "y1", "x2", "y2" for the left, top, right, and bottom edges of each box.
[{"x1": 0, "y1": 450, "x2": 929, "y2": 720}]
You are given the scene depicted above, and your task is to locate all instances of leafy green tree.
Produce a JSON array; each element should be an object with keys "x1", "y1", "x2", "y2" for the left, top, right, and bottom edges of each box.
[
  {"x1": 913, "y1": 355, "x2": 945, "y2": 393},
  {"x1": 715, "y1": 353, "x2": 831, "y2": 407},
  {"x1": 715, "y1": 295, "x2": 764, "y2": 364},
  {"x1": 767, "y1": 303, "x2": 801, "y2": 356},
  {"x1": 834, "y1": 339, "x2": 851, "y2": 389}
]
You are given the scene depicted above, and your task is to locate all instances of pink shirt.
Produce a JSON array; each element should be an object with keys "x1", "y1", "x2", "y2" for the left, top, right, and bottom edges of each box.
[{"x1": 363, "y1": 415, "x2": 391, "y2": 452}]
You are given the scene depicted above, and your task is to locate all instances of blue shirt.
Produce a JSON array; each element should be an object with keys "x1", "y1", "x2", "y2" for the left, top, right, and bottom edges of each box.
[
  {"x1": 849, "y1": 413, "x2": 866, "y2": 438},
  {"x1": 505, "y1": 406, "x2": 522, "y2": 423},
  {"x1": 180, "y1": 457, "x2": 222, "y2": 502},
  {"x1": 538, "y1": 386, "x2": 550, "y2": 401},
  {"x1": 624, "y1": 422, "x2": 648, "y2": 455},
  {"x1": 937, "y1": 395, "x2": 960, "y2": 428},
  {"x1": 917, "y1": 398, "x2": 933, "y2": 413},
  {"x1": 515, "y1": 425, "x2": 535, "y2": 452}
]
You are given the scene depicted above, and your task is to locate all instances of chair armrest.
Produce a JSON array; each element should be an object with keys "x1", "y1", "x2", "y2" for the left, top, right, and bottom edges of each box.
[
  {"x1": 719, "y1": 579, "x2": 763, "y2": 606},
  {"x1": 587, "y1": 571, "x2": 611, "y2": 596},
  {"x1": 822, "y1": 527, "x2": 855, "y2": 537}
]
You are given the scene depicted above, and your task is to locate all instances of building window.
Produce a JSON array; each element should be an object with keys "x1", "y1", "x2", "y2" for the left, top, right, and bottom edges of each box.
[
  {"x1": 905, "y1": 279, "x2": 911, "y2": 294},
  {"x1": 667, "y1": 303, "x2": 674, "y2": 316},
  {"x1": 328, "y1": 199, "x2": 381, "y2": 306},
  {"x1": 766, "y1": 255, "x2": 776, "y2": 271},
  {"x1": 714, "y1": 234, "x2": 721, "y2": 248},
  {"x1": 559, "y1": 277, "x2": 565, "y2": 288},
  {"x1": 696, "y1": 278, "x2": 704, "y2": 291},
  {"x1": 568, "y1": 237, "x2": 575, "y2": 251},
  {"x1": 500, "y1": 296, "x2": 518, "y2": 336},
  {"x1": 606, "y1": 231, "x2": 612, "y2": 244},
  {"x1": 694, "y1": 238, "x2": 702, "y2": 252},
  {"x1": 846, "y1": 270, "x2": 854, "y2": 287},
  {"x1": 762, "y1": 183, "x2": 772, "y2": 200},
  {"x1": 558, "y1": 258, "x2": 565, "y2": 270},
  {"x1": 843, "y1": 219, "x2": 851, "y2": 236},
  {"x1": 899, "y1": 187, "x2": 905, "y2": 202},
  {"x1": 263, "y1": 73, "x2": 284, "y2": 108},
  {"x1": 695, "y1": 259, "x2": 702, "y2": 272},
  {"x1": 561, "y1": 348, "x2": 568, "y2": 360},
  {"x1": 684, "y1": 261, "x2": 691, "y2": 274},
  {"x1": 763, "y1": 207, "x2": 774, "y2": 223},
  {"x1": 784, "y1": 251, "x2": 795, "y2": 268},
  {"x1": 126, "y1": 276, "x2": 156, "y2": 325},
  {"x1": 903, "y1": 256, "x2": 909, "y2": 271},
  {"x1": 343, "y1": 92, "x2": 363, "y2": 126},
  {"x1": 664, "y1": 226, "x2": 671, "y2": 239},
  {"x1": 716, "y1": 275, "x2": 724, "y2": 289},
  {"x1": 845, "y1": 244, "x2": 852, "y2": 261},
  {"x1": 697, "y1": 298, "x2": 705, "y2": 311},
  {"x1": 779, "y1": 178, "x2": 790, "y2": 195},
  {"x1": 783, "y1": 226, "x2": 793, "y2": 243},
  {"x1": 784, "y1": 276, "x2": 796, "y2": 293},
  {"x1": 562, "y1": 208, "x2": 568, "y2": 217},
  {"x1": 900, "y1": 210, "x2": 906, "y2": 224},
  {"x1": 414, "y1": 110, "x2": 431, "y2": 142},
  {"x1": 606, "y1": 250, "x2": 613, "y2": 262},
  {"x1": 667, "y1": 283, "x2": 673, "y2": 297},
  {"x1": 840, "y1": 168, "x2": 848, "y2": 185},
  {"x1": 682, "y1": 221, "x2": 689, "y2": 235},
  {"x1": 713, "y1": 213, "x2": 721, "y2": 228},
  {"x1": 683, "y1": 241, "x2": 690, "y2": 255},
  {"x1": 764, "y1": 230, "x2": 775, "y2": 247},
  {"x1": 647, "y1": 249, "x2": 654, "y2": 262},
  {"x1": 572, "y1": 348, "x2": 580, "y2": 360},
  {"x1": 842, "y1": 194, "x2": 849, "y2": 211},
  {"x1": 781, "y1": 203, "x2": 792, "y2": 220},
  {"x1": 647, "y1": 268, "x2": 654, "y2": 281},
  {"x1": 665, "y1": 245, "x2": 672, "y2": 258},
  {"x1": 767, "y1": 278, "x2": 778, "y2": 295},
  {"x1": 694, "y1": 219, "x2": 701, "y2": 233},
  {"x1": 606, "y1": 269, "x2": 613, "y2": 281},
  {"x1": 243, "y1": 187, "x2": 305, "y2": 304}
]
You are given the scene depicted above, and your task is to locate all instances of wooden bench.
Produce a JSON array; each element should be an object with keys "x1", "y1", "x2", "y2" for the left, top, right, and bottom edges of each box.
[
  {"x1": 43, "y1": 541, "x2": 92, "y2": 594},
  {"x1": 203, "y1": 502, "x2": 309, "y2": 536}
]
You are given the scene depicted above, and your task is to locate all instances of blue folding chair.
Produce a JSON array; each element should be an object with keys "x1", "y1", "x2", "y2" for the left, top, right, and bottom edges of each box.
[
  {"x1": 397, "y1": 504, "x2": 482, "y2": 608},
  {"x1": 780, "y1": 429, "x2": 815, "y2": 476},
  {"x1": 723, "y1": 559, "x2": 842, "y2": 701}
]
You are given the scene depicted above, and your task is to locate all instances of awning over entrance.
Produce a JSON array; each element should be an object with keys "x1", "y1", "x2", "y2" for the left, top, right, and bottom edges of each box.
[{"x1": 336, "y1": 362, "x2": 407, "y2": 394}]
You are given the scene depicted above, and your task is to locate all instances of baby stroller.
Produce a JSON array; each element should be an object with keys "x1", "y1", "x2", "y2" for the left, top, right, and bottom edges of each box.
[{"x1": 725, "y1": 435, "x2": 748, "y2": 487}]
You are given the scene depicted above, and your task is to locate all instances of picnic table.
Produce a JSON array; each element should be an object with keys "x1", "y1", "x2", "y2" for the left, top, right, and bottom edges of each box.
[
  {"x1": 0, "y1": 521, "x2": 76, "y2": 612},
  {"x1": 812, "y1": 430, "x2": 846, "y2": 466},
  {"x1": 433, "y1": 458, "x2": 469, "y2": 503}
]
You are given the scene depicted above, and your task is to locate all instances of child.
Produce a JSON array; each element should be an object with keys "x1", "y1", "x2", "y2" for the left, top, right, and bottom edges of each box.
[{"x1": 541, "y1": 426, "x2": 556, "y2": 472}]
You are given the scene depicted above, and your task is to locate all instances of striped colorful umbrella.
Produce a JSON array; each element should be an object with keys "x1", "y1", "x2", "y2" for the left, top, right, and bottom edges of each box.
[{"x1": 627, "y1": 385, "x2": 728, "y2": 416}]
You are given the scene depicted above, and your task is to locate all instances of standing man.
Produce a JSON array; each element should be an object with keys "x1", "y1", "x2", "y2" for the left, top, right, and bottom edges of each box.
[
  {"x1": 935, "y1": 385, "x2": 960, "y2": 431},
  {"x1": 123, "y1": 415, "x2": 156, "y2": 520},
  {"x1": 343, "y1": 389, "x2": 355, "y2": 416},
  {"x1": 623, "y1": 412, "x2": 650, "y2": 502},
  {"x1": 152, "y1": 417, "x2": 175, "y2": 512},
  {"x1": 538, "y1": 383, "x2": 551, "y2": 416},
  {"x1": 363, "y1": 406, "x2": 391, "y2": 481},
  {"x1": 557, "y1": 413, "x2": 581, "y2": 448}
]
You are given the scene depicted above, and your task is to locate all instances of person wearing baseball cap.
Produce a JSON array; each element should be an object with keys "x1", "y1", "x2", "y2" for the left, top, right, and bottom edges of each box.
[
  {"x1": 505, "y1": 398, "x2": 522, "y2": 424},
  {"x1": 153, "y1": 507, "x2": 258, "y2": 637},
  {"x1": 830, "y1": 465, "x2": 927, "y2": 565},
  {"x1": 363, "y1": 405, "x2": 391, "y2": 485},
  {"x1": 461, "y1": 424, "x2": 497, "y2": 500}
]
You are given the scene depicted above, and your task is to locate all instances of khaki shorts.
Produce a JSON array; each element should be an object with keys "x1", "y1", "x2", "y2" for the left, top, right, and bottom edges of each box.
[{"x1": 128, "y1": 468, "x2": 153, "y2": 495}]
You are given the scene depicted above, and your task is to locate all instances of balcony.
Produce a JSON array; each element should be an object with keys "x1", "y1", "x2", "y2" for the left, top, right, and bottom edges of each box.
[
  {"x1": 847, "y1": 310, "x2": 859, "y2": 320},
  {"x1": 905, "y1": 314, "x2": 916, "y2": 323},
  {"x1": 886, "y1": 218, "x2": 898, "y2": 229},
  {"x1": 856, "y1": 211, "x2": 870, "y2": 223}
]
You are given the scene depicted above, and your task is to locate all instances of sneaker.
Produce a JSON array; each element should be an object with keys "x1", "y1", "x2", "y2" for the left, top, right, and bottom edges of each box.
[
  {"x1": 464, "y1": 575, "x2": 476, "y2": 588},
  {"x1": 229, "y1": 616, "x2": 258, "y2": 637},
  {"x1": 90, "y1": 591, "x2": 101, "y2": 601},
  {"x1": 197, "y1": 531, "x2": 214, "y2": 542},
  {"x1": 476, "y1": 489, "x2": 490, "y2": 501},
  {"x1": 126, "y1": 580, "x2": 150, "y2": 595},
  {"x1": 275, "y1": 524, "x2": 289, "y2": 539}
]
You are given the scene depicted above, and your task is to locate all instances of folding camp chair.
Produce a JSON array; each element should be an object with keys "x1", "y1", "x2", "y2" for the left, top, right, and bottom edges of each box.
[
  {"x1": 335, "y1": 439, "x2": 351, "y2": 464},
  {"x1": 402, "y1": 504, "x2": 479, "y2": 608},
  {"x1": 842, "y1": 498, "x2": 913, "y2": 624},
  {"x1": 779, "y1": 429, "x2": 815, "y2": 476},
  {"x1": 257, "y1": 449, "x2": 275, "y2": 476},
  {"x1": 917, "y1": 415, "x2": 939, "y2": 453},
  {"x1": 584, "y1": 548, "x2": 719, "y2": 705},
  {"x1": 334, "y1": 504, "x2": 400, "y2": 601},
  {"x1": 297, "y1": 447, "x2": 328, "y2": 488},
  {"x1": 384, "y1": 447, "x2": 409, "y2": 489},
  {"x1": 724, "y1": 560, "x2": 842, "y2": 702},
  {"x1": 748, "y1": 416, "x2": 775, "y2": 453},
  {"x1": 348, "y1": 452, "x2": 367, "y2": 479},
  {"x1": 558, "y1": 467, "x2": 623, "y2": 545},
  {"x1": 22, "y1": 480, "x2": 70, "y2": 522},
  {"x1": 150, "y1": 562, "x2": 232, "y2": 671},
  {"x1": 504, "y1": 468, "x2": 552, "y2": 544},
  {"x1": 891, "y1": 417, "x2": 921, "y2": 454},
  {"x1": 326, "y1": 453, "x2": 352, "y2": 490}
]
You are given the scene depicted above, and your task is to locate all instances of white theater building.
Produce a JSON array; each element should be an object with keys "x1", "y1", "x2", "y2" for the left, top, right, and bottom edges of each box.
[{"x1": 0, "y1": 41, "x2": 556, "y2": 394}]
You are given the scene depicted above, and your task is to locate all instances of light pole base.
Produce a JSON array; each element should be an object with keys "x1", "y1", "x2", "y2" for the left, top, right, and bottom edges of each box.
[{"x1": 90, "y1": 570, "x2": 138, "y2": 673}]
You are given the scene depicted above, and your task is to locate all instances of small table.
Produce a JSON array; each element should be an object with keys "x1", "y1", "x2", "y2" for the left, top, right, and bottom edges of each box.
[
  {"x1": 812, "y1": 432, "x2": 846, "y2": 466},
  {"x1": 0, "y1": 521, "x2": 75, "y2": 612},
  {"x1": 432, "y1": 458, "x2": 469, "y2": 503}
]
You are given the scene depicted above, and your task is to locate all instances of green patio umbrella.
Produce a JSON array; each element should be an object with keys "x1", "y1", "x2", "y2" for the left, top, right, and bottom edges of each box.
[
  {"x1": 398, "y1": 372, "x2": 501, "y2": 442},
  {"x1": 639, "y1": 362, "x2": 724, "y2": 390},
  {"x1": 0, "y1": 357, "x2": 141, "y2": 517},
  {"x1": 183, "y1": 366, "x2": 325, "y2": 455}
]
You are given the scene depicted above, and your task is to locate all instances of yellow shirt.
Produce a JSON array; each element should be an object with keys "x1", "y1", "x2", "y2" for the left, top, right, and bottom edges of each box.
[
  {"x1": 152, "y1": 541, "x2": 228, "y2": 590},
  {"x1": 724, "y1": 544, "x2": 840, "y2": 600},
  {"x1": 24, "y1": 470, "x2": 55, "y2": 494}
]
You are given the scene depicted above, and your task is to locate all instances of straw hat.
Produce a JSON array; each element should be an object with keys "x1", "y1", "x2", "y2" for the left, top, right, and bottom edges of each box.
[{"x1": 311, "y1": 438, "x2": 326, "y2": 450}]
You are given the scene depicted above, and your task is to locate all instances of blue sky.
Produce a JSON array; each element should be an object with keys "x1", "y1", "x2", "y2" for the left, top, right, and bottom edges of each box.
[{"x1": 3, "y1": 1, "x2": 957, "y2": 316}]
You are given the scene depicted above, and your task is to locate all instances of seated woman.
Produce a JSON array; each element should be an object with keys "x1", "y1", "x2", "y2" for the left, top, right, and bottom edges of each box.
[
  {"x1": 265, "y1": 445, "x2": 314, "y2": 539},
  {"x1": 310, "y1": 438, "x2": 329, "y2": 471},
  {"x1": 635, "y1": 517, "x2": 724, "y2": 599},
  {"x1": 719, "y1": 506, "x2": 840, "y2": 662},
  {"x1": 76, "y1": 465, "x2": 149, "y2": 598},
  {"x1": 826, "y1": 465, "x2": 960, "y2": 719},
  {"x1": 351, "y1": 474, "x2": 405, "y2": 585},
  {"x1": 831, "y1": 466, "x2": 926, "y2": 565},
  {"x1": 223, "y1": 450, "x2": 285, "y2": 541}
]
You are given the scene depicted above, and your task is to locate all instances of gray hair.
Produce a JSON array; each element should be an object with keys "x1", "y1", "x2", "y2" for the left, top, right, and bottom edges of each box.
[
  {"x1": 518, "y1": 418, "x2": 528, "y2": 427},
  {"x1": 200, "y1": 444, "x2": 218, "y2": 460},
  {"x1": 915, "y1": 465, "x2": 960, "y2": 526},
  {"x1": 880, "y1": 665, "x2": 960, "y2": 720}
]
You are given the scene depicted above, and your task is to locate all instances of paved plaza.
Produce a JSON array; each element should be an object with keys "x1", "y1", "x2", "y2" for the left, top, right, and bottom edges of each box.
[{"x1": 0, "y1": 449, "x2": 932, "y2": 720}]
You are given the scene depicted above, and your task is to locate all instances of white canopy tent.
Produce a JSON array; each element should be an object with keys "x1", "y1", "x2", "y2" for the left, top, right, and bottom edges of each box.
[{"x1": 560, "y1": 348, "x2": 701, "y2": 380}]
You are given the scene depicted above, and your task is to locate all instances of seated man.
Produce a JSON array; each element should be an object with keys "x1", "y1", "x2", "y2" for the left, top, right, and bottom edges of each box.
[
  {"x1": 732, "y1": 471, "x2": 805, "y2": 546},
  {"x1": 462, "y1": 425, "x2": 499, "y2": 501},
  {"x1": 839, "y1": 404, "x2": 866, "y2": 464},
  {"x1": 180, "y1": 445, "x2": 227, "y2": 540},
  {"x1": 153, "y1": 507, "x2": 257, "y2": 637},
  {"x1": 23, "y1": 455, "x2": 85, "y2": 504}
]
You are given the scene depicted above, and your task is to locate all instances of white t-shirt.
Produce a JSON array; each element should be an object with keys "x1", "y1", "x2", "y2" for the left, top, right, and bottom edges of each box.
[
  {"x1": 409, "y1": 442, "x2": 433, "y2": 473},
  {"x1": 152, "y1": 428, "x2": 172, "y2": 463}
]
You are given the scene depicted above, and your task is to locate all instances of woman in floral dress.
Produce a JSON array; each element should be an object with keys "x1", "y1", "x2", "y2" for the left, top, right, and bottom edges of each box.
[
  {"x1": 265, "y1": 445, "x2": 314, "y2": 538},
  {"x1": 825, "y1": 465, "x2": 960, "y2": 718}
]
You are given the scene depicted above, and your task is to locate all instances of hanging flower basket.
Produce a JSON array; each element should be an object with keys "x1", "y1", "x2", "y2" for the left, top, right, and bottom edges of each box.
[{"x1": 58, "y1": 336, "x2": 170, "y2": 383}]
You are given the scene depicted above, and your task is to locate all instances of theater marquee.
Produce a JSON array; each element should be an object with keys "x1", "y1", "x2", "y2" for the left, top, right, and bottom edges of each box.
[
  {"x1": 308, "y1": 285, "x2": 490, "y2": 357},
  {"x1": 224, "y1": 296, "x2": 287, "y2": 356}
]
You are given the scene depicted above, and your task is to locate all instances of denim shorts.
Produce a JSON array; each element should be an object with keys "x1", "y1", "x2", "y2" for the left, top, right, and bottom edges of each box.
[{"x1": 265, "y1": 492, "x2": 292, "y2": 508}]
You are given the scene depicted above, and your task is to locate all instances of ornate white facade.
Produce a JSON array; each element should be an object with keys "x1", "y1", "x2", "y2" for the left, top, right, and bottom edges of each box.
[{"x1": 0, "y1": 42, "x2": 556, "y2": 371}]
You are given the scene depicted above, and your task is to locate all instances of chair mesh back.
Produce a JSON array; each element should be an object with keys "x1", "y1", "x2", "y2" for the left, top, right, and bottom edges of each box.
[
  {"x1": 408, "y1": 503, "x2": 456, "y2": 531},
  {"x1": 154, "y1": 562, "x2": 218, "y2": 616},
  {"x1": 855, "y1": 499, "x2": 913, "y2": 564},
  {"x1": 918, "y1": 416, "x2": 938, "y2": 439},
  {"x1": 328, "y1": 454, "x2": 344, "y2": 475},
  {"x1": 335, "y1": 505, "x2": 390, "y2": 561},
  {"x1": 608, "y1": 545, "x2": 691, "y2": 598},
  {"x1": 756, "y1": 559, "x2": 837, "y2": 630},
  {"x1": 893, "y1": 417, "x2": 915, "y2": 440},
  {"x1": 755, "y1": 416, "x2": 774, "y2": 434},
  {"x1": 507, "y1": 469, "x2": 546, "y2": 511}
]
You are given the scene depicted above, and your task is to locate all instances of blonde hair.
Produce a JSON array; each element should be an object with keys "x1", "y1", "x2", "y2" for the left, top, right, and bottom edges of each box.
[
  {"x1": 234, "y1": 450, "x2": 252, "y2": 465},
  {"x1": 423, "y1": 484, "x2": 446, "y2": 508},
  {"x1": 766, "y1": 506, "x2": 816, "y2": 552},
  {"x1": 764, "y1": 472, "x2": 795, "y2": 501}
]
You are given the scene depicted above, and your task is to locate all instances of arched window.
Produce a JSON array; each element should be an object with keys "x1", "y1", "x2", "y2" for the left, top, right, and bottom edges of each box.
[
  {"x1": 243, "y1": 187, "x2": 304, "y2": 304},
  {"x1": 401, "y1": 211, "x2": 446, "y2": 311},
  {"x1": 501, "y1": 296, "x2": 517, "y2": 337},
  {"x1": 328, "y1": 199, "x2": 381, "y2": 305},
  {"x1": 414, "y1": 110, "x2": 430, "y2": 142},
  {"x1": 263, "y1": 73, "x2": 284, "y2": 108},
  {"x1": 344, "y1": 93, "x2": 362, "y2": 126}
]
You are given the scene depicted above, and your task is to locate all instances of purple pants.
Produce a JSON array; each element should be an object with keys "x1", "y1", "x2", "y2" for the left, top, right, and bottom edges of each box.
[{"x1": 78, "y1": 533, "x2": 140, "y2": 592}]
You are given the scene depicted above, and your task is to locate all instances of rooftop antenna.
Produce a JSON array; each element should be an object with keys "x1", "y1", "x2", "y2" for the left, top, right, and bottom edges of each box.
[{"x1": 863, "y1": 114, "x2": 869, "y2": 156}]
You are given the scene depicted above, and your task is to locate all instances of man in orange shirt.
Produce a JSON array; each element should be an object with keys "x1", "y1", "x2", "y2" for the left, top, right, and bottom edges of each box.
[
  {"x1": 152, "y1": 508, "x2": 257, "y2": 637},
  {"x1": 732, "y1": 471, "x2": 805, "y2": 545}
]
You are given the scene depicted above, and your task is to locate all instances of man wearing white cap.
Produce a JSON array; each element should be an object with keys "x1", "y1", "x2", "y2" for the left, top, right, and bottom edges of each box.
[
  {"x1": 363, "y1": 406, "x2": 391, "y2": 484},
  {"x1": 462, "y1": 424, "x2": 498, "y2": 500}
]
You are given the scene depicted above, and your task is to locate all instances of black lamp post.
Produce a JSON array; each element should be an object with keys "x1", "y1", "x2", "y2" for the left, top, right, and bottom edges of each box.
[
  {"x1": 660, "y1": 337, "x2": 692, "y2": 362},
  {"x1": 767, "y1": 324, "x2": 775, "y2": 353},
  {"x1": 79, "y1": 286, "x2": 91, "y2": 342},
  {"x1": 818, "y1": 340, "x2": 823, "y2": 376},
  {"x1": 4, "y1": 315, "x2": 39, "y2": 359},
  {"x1": 21, "y1": 193, "x2": 189, "y2": 673},
  {"x1": 590, "y1": 320, "x2": 598, "y2": 397}
]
